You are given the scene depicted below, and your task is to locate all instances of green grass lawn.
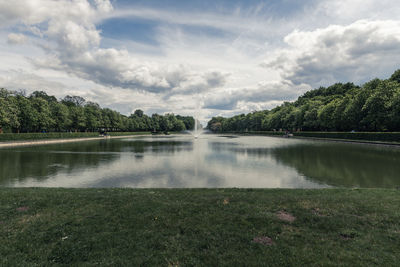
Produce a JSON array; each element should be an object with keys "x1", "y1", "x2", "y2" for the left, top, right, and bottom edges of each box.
[
  {"x1": 0, "y1": 132, "x2": 151, "y2": 142},
  {"x1": 1, "y1": 188, "x2": 399, "y2": 266}
]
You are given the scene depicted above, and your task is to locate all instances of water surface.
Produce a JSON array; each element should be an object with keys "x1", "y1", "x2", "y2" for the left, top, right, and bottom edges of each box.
[{"x1": 1, "y1": 135, "x2": 399, "y2": 188}]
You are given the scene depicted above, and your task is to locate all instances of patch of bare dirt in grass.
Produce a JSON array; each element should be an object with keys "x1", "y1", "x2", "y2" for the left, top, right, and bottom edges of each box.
[
  {"x1": 16, "y1": 206, "x2": 29, "y2": 212},
  {"x1": 277, "y1": 211, "x2": 296, "y2": 222},
  {"x1": 252, "y1": 236, "x2": 274, "y2": 246},
  {"x1": 223, "y1": 198, "x2": 230, "y2": 205}
]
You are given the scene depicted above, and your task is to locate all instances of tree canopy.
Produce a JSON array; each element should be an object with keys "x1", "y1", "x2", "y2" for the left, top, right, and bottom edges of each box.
[
  {"x1": 207, "y1": 69, "x2": 400, "y2": 132},
  {"x1": 0, "y1": 90, "x2": 194, "y2": 133}
]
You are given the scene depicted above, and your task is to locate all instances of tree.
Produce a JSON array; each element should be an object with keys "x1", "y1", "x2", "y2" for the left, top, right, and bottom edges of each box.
[
  {"x1": 62, "y1": 95, "x2": 86, "y2": 107},
  {"x1": 0, "y1": 91, "x2": 20, "y2": 132},
  {"x1": 332, "y1": 97, "x2": 350, "y2": 131},
  {"x1": 173, "y1": 119, "x2": 186, "y2": 131},
  {"x1": 389, "y1": 69, "x2": 400, "y2": 84},
  {"x1": 0, "y1": 96, "x2": 20, "y2": 132},
  {"x1": 362, "y1": 80, "x2": 397, "y2": 131},
  {"x1": 318, "y1": 102, "x2": 335, "y2": 130},
  {"x1": 134, "y1": 109, "x2": 144, "y2": 117},
  {"x1": 209, "y1": 122, "x2": 222, "y2": 132},
  {"x1": 69, "y1": 106, "x2": 86, "y2": 132},
  {"x1": 388, "y1": 89, "x2": 400, "y2": 131},
  {"x1": 206, "y1": 70, "x2": 400, "y2": 133},
  {"x1": 31, "y1": 97, "x2": 54, "y2": 131},
  {"x1": 17, "y1": 95, "x2": 37, "y2": 132},
  {"x1": 343, "y1": 90, "x2": 369, "y2": 131},
  {"x1": 0, "y1": 88, "x2": 197, "y2": 133},
  {"x1": 84, "y1": 102, "x2": 101, "y2": 132},
  {"x1": 207, "y1": 117, "x2": 225, "y2": 131},
  {"x1": 51, "y1": 102, "x2": 71, "y2": 131},
  {"x1": 176, "y1": 115, "x2": 194, "y2": 131},
  {"x1": 30, "y1": 91, "x2": 57, "y2": 103},
  {"x1": 151, "y1": 114, "x2": 161, "y2": 132},
  {"x1": 160, "y1": 115, "x2": 173, "y2": 132}
]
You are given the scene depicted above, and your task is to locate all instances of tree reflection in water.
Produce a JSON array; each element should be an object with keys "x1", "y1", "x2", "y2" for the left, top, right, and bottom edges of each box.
[{"x1": 1, "y1": 136, "x2": 399, "y2": 188}]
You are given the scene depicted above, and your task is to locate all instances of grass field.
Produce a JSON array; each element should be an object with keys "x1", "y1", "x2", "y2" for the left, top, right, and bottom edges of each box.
[
  {"x1": 234, "y1": 131, "x2": 400, "y2": 144},
  {"x1": 1, "y1": 188, "x2": 399, "y2": 266},
  {"x1": 0, "y1": 132, "x2": 151, "y2": 142}
]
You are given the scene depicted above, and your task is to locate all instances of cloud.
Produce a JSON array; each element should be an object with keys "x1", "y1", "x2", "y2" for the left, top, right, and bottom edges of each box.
[
  {"x1": 315, "y1": 0, "x2": 400, "y2": 23},
  {"x1": 0, "y1": 69, "x2": 67, "y2": 95},
  {"x1": 263, "y1": 20, "x2": 400, "y2": 87},
  {"x1": 203, "y1": 93, "x2": 238, "y2": 110},
  {"x1": 7, "y1": 33, "x2": 27, "y2": 45},
  {"x1": 33, "y1": 49, "x2": 228, "y2": 94},
  {"x1": 1, "y1": 1, "x2": 231, "y2": 96},
  {"x1": 168, "y1": 71, "x2": 229, "y2": 95},
  {"x1": 47, "y1": 20, "x2": 101, "y2": 55},
  {"x1": 203, "y1": 80, "x2": 310, "y2": 110},
  {"x1": 0, "y1": 0, "x2": 102, "y2": 28}
]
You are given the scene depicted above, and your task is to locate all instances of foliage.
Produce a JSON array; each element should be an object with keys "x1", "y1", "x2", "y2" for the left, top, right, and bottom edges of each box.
[
  {"x1": 207, "y1": 70, "x2": 400, "y2": 132},
  {"x1": 0, "y1": 89, "x2": 194, "y2": 133}
]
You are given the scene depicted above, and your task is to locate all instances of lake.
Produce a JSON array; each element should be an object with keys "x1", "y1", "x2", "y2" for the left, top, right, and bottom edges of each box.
[{"x1": 1, "y1": 135, "x2": 399, "y2": 188}]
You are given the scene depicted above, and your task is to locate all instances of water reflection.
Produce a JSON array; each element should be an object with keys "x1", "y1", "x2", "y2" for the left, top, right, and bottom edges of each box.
[
  {"x1": 270, "y1": 143, "x2": 400, "y2": 187},
  {"x1": 0, "y1": 135, "x2": 399, "y2": 188}
]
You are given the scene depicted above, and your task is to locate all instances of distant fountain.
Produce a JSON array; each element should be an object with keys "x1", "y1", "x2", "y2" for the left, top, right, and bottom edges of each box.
[
  {"x1": 191, "y1": 119, "x2": 204, "y2": 139},
  {"x1": 188, "y1": 98, "x2": 208, "y2": 139}
]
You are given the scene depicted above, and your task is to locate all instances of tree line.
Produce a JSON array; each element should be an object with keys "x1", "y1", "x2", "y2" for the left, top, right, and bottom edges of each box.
[
  {"x1": 0, "y1": 89, "x2": 194, "y2": 133},
  {"x1": 207, "y1": 69, "x2": 400, "y2": 132}
]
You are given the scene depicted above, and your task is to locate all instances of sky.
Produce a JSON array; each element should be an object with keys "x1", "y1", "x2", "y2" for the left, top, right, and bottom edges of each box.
[{"x1": 1, "y1": 0, "x2": 400, "y2": 124}]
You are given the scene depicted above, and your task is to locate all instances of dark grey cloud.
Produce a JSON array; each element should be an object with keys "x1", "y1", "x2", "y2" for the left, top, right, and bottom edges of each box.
[{"x1": 203, "y1": 96, "x2": 238, "y2": 110}]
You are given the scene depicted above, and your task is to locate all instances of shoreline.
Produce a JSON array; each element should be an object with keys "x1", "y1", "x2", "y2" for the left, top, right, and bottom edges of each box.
[
  {"x1": 1, "y1": 132, "x2": 400, "y2": 148},
  {"x1": 230, "y1": 133, "x2": 400, "y2": 147},
  {"x1": 289, "y1": 135, "x2": 400, "y2": 147},
  {"x1": 0, "y1": 134, "x2": 149, "y2": 148}
]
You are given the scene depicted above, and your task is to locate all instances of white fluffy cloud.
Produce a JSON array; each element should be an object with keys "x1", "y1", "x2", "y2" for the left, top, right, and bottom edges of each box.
[
  {"x1": 1, "y1": 0, "x2": 228, "y2": 96},
  {"x1": 264, "y1": 20, "x2": 400, "y2": 87},
  {"x1": 0, "y1": 0, "x2": 110, "y2": 27},
  {"x1": 33, "y1": 48, "x2": 228, "y2": 94}
]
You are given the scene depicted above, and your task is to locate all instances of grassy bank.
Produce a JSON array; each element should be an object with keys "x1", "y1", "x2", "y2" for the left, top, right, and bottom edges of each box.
[
  {"x1": 0, "y1": 132, "x2": 151, "y2": 142},
  {"x1": 1, "y1": 188, "x2": 399, "y2": 266},
  {"x1": 293, "y1": 132, "x2": 400, "y2": 143},
  {"x1": 230, "y1": 131, "x2": 400, "y2": 144}
]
